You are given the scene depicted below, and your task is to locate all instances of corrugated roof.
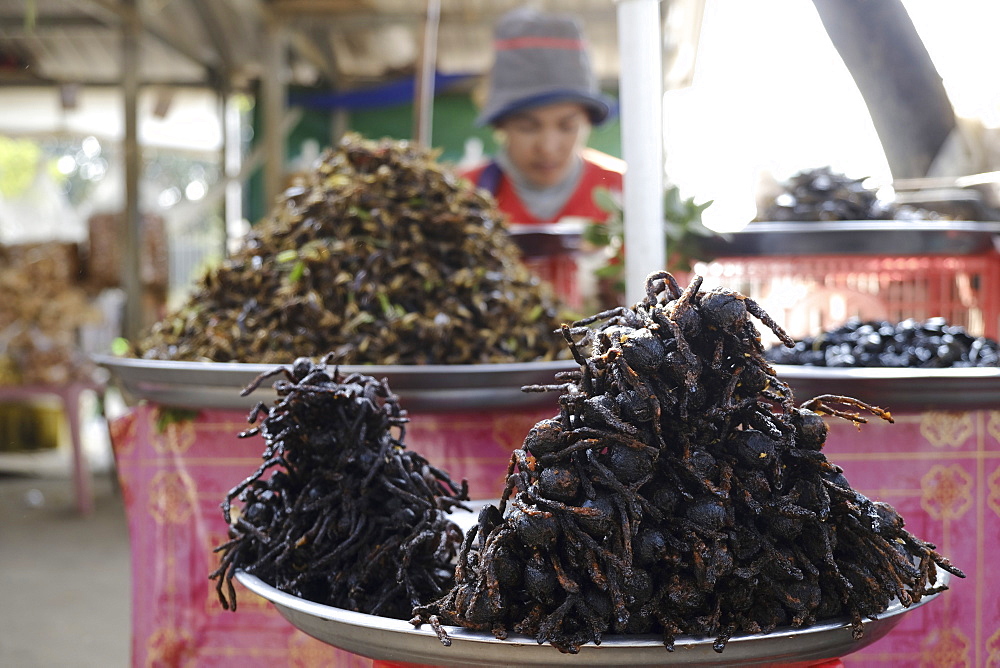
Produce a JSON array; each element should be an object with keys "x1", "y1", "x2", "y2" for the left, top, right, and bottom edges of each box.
[{"x1": 0, "y1": 0, "x2": 642, "y2": 91}]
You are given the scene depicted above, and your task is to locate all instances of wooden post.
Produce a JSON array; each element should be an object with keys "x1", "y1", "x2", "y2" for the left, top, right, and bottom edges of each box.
[
  {"x1": 262, "y1": 18, "x2": 289, "y2": 207},
  {"x1": 121, "y1": 0, "x2": 143, "y2": 340}
]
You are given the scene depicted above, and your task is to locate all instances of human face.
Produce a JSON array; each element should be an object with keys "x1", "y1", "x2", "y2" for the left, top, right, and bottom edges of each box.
[{"x1": 497, "y1": 102, "x2": 592, "y2": 188}]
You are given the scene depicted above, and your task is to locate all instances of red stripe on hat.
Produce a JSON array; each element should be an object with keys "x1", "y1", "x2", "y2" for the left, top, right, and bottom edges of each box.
[{"x1": 494, "y1": 36, "x2": 585, "y2": 51}]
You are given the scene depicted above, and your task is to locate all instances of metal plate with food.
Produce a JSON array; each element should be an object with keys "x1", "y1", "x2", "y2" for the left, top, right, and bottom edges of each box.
[
  {"x1": 92, "y1": 354, "x2": 576, "y2": 411},
  {"x1": 207, "y1": 274, "x2": 962, "y2": 667},
  {"x1": 694, "y1": 221, "x2": 1000, "y2": 257},
  {"x1": 128, "y1": 135, "x2": 571, "y2": 368},
  {"x1": 773, "y1": 364, "x2": 1000, "y2": 410},
  {"x1": 235, "y1": 568, "x2": 948, "y2": 668}
]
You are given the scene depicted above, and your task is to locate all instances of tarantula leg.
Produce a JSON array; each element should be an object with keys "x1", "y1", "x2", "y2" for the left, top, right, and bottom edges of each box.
[
  {"x1": 801, "y1": 394, "x2": 894, "y2": 426},
  {"x1": 240, "y1": 365, "x2": 296, "y2": 396},
  {"x1": 742, "y1": 297, "x2": 795, "y2": 347},
  {"x1": 643, "y1": 270, "x2": 683, "y2": 302}
]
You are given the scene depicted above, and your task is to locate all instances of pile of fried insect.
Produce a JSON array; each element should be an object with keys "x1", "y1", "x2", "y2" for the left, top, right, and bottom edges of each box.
[{"x1": 212, "y1": 271, "x2": 964, "y2": 655}]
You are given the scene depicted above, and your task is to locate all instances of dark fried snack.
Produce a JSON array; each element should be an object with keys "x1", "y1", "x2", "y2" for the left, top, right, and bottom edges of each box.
[
  {"x1": 755, "y1": 166, "x2": 938, "y2": 222},
  {"x1": 413, "y1": 272, "x2": 964, "y2": 653},
  {"x1": 134, "y1": 133, "x2": 567, "y2": 364},
  {"x1": 210, "y1": 355, "x2": 469, "y2": 618},
  {"x1": 766, "y1": 317, "x2": 1000, "y2": 368}
]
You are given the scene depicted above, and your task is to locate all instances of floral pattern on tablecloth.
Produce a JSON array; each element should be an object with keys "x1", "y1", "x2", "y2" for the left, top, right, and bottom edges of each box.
[{"x1": 108, "y1": 403, "x2": 998, "y2": 667}]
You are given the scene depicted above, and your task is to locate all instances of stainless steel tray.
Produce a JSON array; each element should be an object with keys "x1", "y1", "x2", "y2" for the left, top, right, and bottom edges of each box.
[
  {"x1": 508, "y1": 221, "x2": 584, "y2": 257},
  {"x1": 697, "y1": 221, "x2": 1000, "y2": 257},
  {"x1": 774, "y1": 364, "x2": 1000, "y2": 410},
  {"x1": 236, "y1": 568, "x2": 948, "y2": 667},
  {"x1": 92, "y1": 354, "x2": 574, "y2": 412},
  {"x1": 93, "y1": 355, "x2": 999, "y2": 413}
]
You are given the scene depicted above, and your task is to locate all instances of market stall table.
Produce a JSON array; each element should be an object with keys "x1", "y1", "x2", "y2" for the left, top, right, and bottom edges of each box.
[
  {"x1": 101, "y1": 358, "x2": 996, "y2": 667},
  {"x1": 776, "y1": 366, "x2": 998, "y2": 667},
  {"x1": 101, "y1": 357, "x2": 568, "y2": 666}
]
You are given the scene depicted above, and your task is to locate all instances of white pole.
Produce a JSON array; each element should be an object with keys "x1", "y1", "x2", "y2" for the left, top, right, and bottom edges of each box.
[
  {"x1": 615, "y1": 0, "x2": 666, "y2": 305},
  {"x1": 414, "y1": 0, "x2": 441, "y2": 146}
]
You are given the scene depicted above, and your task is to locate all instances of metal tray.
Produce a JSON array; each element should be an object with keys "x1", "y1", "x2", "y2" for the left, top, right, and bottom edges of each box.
[
  {"x1": 92, "y1": 354, "x2": 575, "y2": 412},
  {"x1": 93, "y1": 355, "x2": 999, "y2": 414},
  {"x1": 696, "y1": 221, "x2": 1000, "y2": 257},
  {"x1": 235, "y1": 567, "x2": 948, "y2": 668},
  {"x1": 508, "y1": 221, "x2": 584, "y2": 257},
  {"x1": 773, "y1": 364, "x2": 1000, "y2": 411}
]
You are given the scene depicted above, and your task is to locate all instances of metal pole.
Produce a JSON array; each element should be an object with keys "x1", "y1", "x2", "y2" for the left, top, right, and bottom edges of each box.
[
  {"x1": 223, "y1": 90, "x2": 243, "y2": 255},
  {"x1": 615, "y1": 0, "x2": 666, "y2": 305},
  {"x1": 262, "y1": 18, "x2": 288, "y2": 207},
  {"x1": 121, "y1": 0, "x2": 143, "y2": 340},
  {"x1": 413, "y1": 0, "x2": 441, "y2": 146}
]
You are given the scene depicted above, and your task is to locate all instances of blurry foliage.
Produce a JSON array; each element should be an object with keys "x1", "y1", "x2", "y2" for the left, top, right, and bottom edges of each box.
[
  {"x1": 0, "y1": 134, "x2": 222, "y2": 212},
  {"x1": 583, "y1": 185, "x2": 722, "y2": 296},
  {"x1": 0, "y1": 137, "x2": 44, "y2": 199}
]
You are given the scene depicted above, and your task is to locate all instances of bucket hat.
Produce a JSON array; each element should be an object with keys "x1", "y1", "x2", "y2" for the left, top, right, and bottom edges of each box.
[{"x1": 475, "y1": 7, "x2": 613, "y2": 127}]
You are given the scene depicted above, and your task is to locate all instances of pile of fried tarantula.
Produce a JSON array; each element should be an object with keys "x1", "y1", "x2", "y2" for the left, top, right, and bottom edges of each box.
[
  {"x1": 412, "y1": 271, "x2": 964, "y2": 653},
  {"x1": 211, "y1": 357, "x2": 469, "y2": 619}
]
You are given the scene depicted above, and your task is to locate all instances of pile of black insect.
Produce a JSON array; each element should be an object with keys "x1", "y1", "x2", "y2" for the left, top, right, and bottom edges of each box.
[
  {"x1": 765, "y1": 317, "x2": 1000, "y2": 367},
  {"x1": 413, "y1": 272, "x2": 964, "y2": 654},
  {"x1": 755, "y1": 166, "x2": 938, "y2": 222},
  {"x1": 210, "y1": 356, "x2": 469, "y2": 618}
]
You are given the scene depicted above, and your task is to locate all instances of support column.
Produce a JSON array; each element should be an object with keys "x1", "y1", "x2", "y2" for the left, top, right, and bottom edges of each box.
[
  {"x1": 261, "y1": 18, "x2": 289, "y2": 208},
  {"x1": 615, "y1": 0, "x2": 666, "y2": 304},
  {"x1": 121, "y1": 0, "x2": 143, "y2": 340},
  {"x1": 413, "y1": 0, "x2": 441, "y2": 146}
]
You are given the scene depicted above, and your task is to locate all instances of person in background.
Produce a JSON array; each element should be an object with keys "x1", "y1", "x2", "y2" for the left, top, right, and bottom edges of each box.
[{"x1": 461, "y1": 7, "x2": 624, "y2": 308}]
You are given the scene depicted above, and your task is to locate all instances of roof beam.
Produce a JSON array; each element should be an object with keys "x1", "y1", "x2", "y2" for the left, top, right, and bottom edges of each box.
[
  {"x1": 0, "y1": 15, "x2": 108, "y2": 31},
  {"x1": 79, "y1": 0, "x2": 220, "y2": 78},
  {"x1": 288, "y1": 30, "x2": 339, "y2": 86},
  {"x1": 188, "y1": 2, "x2": 234, "y2": 85}
]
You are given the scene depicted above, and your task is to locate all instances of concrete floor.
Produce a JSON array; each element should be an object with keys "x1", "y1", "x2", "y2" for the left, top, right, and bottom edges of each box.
[{"x1": 0, "y1": 413, "x2": 130, "y2": 667}]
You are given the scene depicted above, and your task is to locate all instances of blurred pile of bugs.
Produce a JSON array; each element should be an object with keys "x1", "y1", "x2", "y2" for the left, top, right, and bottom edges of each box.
[
  {"x1": 413, "y1": 271, "x2": 964, "y2": 653},
  {"x1": 755, "y1": 166, "x2": 939, "y2": 222},
  {"x1": 134, "y1": 133, "x2": 568, "y2": 364}
]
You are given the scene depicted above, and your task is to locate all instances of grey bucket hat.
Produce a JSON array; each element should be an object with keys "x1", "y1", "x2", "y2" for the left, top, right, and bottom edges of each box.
[{"x1": 475, "y1": 7, "x2": 613, "y2": 127}]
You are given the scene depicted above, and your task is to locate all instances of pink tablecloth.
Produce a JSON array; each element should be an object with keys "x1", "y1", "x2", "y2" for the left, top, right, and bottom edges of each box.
[
  {"x1": 819, "y1": 410, "x2": 998, "y2": 667},
  {"x1": 109, "y1": 404, "x2": 998, "y2": 667},
  {"x1": 110, "y1": 402, "x2": 554, "y2": 667}
]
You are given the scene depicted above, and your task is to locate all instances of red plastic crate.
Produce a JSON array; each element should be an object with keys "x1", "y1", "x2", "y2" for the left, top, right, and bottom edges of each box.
[
  {"x1": 522, "y1": 254, "x2": 582, "y2": 310},
  {"x1": 696, "y1": 252, "x2": 1000, "y2": 341}
]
